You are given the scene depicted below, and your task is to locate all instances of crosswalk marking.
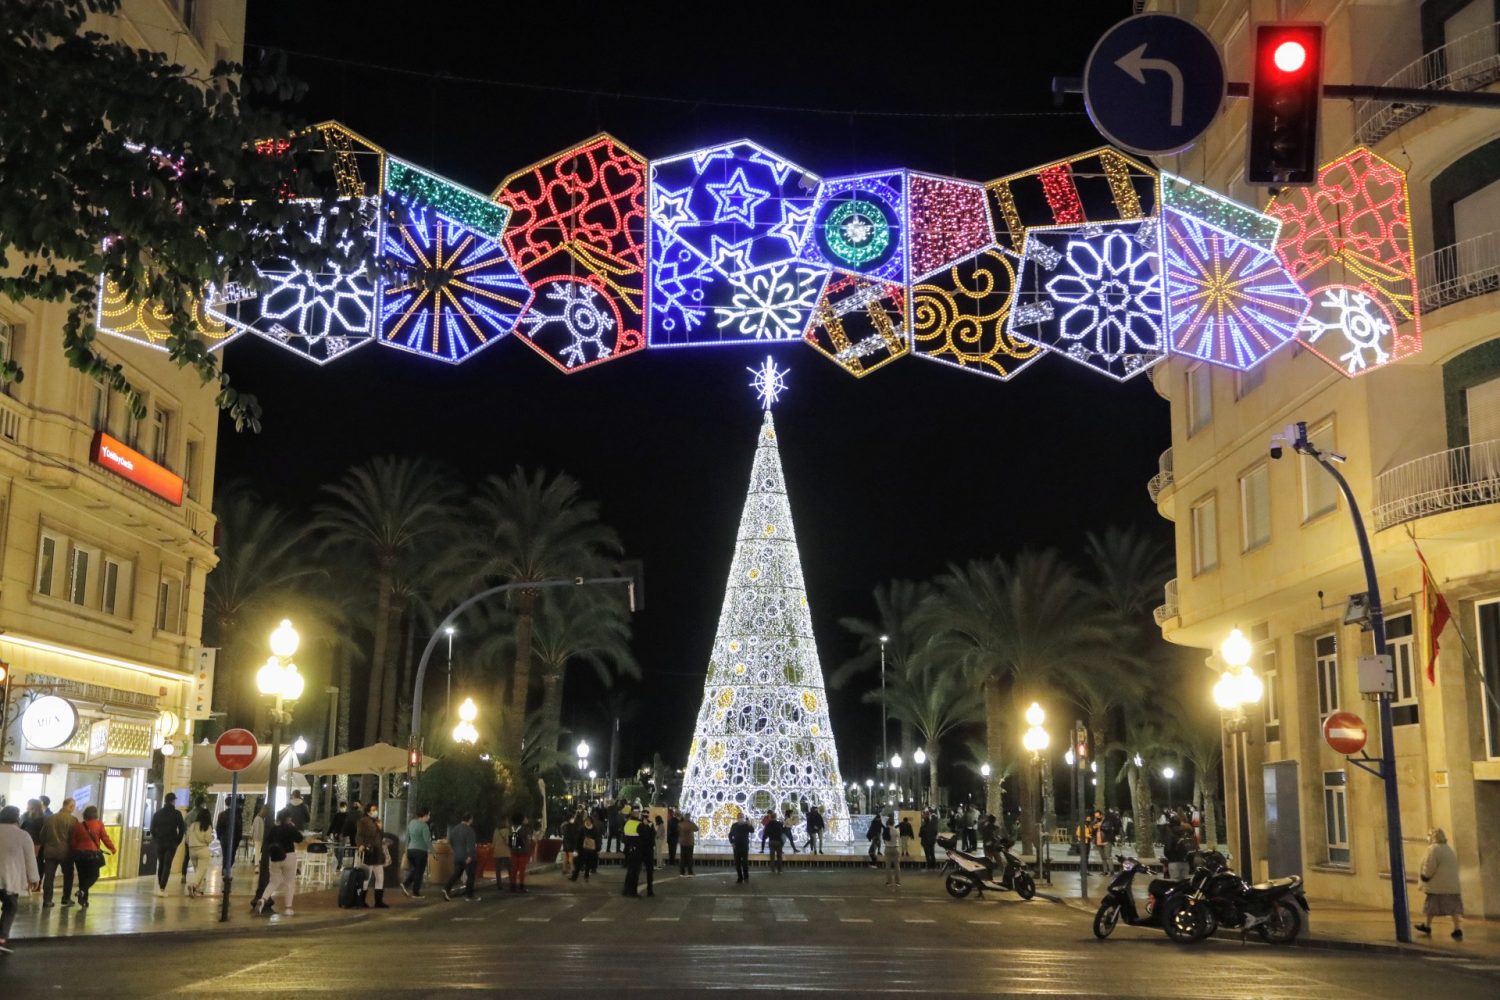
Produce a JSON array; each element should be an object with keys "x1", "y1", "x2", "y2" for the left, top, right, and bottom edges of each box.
[
  {"x1": 516, "y1": 916, "x2": 550, "y2": 922},
  {"x1": 903, "y1": 918, "x2": 935, "y2": 924},
  {"x1": 840, "y1": 917, "x2": 872, "y2": 923},
  {"x1": 712, "y1": 896, "x2": 746, "y2": 922},
  {"x1": 647, "y1": 916, "x2": 680, "y2": 922},
  {"x1": 769, "y1": 898, "x2": 807, "y2": 922},
  {"x1": 581, "y1": 916, "x2": 612, "y2": 922},
  {"x1": 967, "y1": 919, "x2": 1003, "y2": 925}
]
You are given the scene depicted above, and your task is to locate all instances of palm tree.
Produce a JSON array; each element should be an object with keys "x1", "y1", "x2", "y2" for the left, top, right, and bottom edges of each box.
[
  {"x1": 451, "y1": 467, "x2": 621, "y2": 765},
  {"x1": 203, "y1": 487, "x2": 322, "y2": 728},
  {"x1": 313, "y1": 457, "x2": 460, "y2": 748},
  {"x1": 1166, "y1": 696, "x2": 1226, "y2": 852},
  {"x1": 929, "y1": 550, "x2": 1116, "y2": 861},
  {"x1": 1113, "y1": 713, "x2": 1176, "y2": 857},
  {"x1": 836, "y1": 580, "x2": 933, "y2": 774},
  {"x1": 1072, "y1": 664, "x2": 1146, "y2": 813},
  {"x1": 1083, "y1": 525, "x2": 1174, "y2": 620},
  {"x1": 871, "y1": 638, "x2": 982, "y2": 806}
]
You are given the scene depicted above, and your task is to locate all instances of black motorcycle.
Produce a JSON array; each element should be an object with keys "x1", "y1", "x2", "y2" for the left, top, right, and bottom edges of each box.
[
  {"x1": 1162, "y1": 853, "x2": 1308, "y2": 945},
  {"x1": 938, "y1": 833, "x2": 1036, "y2": 901},
  {"x1": 1091, "y1": 857, "x2": 1188, "y2": 939}
]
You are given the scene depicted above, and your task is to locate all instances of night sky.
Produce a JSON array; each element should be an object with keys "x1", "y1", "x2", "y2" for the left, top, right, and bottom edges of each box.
[{"x1": 220, "y1": 1, "x2": 1167, "y2": 790}]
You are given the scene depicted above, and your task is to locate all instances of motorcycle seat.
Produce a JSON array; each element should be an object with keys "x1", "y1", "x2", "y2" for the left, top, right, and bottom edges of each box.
[
  {"x1": 1147, "y1": 878, "x2": 1179, "y2": 895},
  {"x1": 1249, "y1": 876, "x2": 1300, "y2": 892}
]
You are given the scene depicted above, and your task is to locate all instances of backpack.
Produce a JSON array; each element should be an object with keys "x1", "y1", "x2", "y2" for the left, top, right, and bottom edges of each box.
[
  {"x1": 1100, "y1": 815, "x2": 1121, "y2": 840},
  {"x1": 510, "y1": 826, "x2": 531, "y2": 853}
]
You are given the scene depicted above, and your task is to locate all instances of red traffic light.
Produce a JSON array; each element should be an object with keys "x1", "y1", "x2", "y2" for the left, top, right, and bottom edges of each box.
[
  {"x1": 1273, "y1": 40, "x2": 1308, "y2": 73},
  {"x1": 407, "y1": 748, "x2": 421, "y2": 769}
]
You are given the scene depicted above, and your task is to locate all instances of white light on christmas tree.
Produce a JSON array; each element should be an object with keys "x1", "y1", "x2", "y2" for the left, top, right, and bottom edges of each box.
[{"x1": 677, "y1": 365, "x2": 851, "y2": 841}]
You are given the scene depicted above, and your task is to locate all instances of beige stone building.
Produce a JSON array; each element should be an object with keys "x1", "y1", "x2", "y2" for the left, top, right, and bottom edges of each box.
[
  {"x1": 1147, "y1": 0, "x2": 1500, "y2": 916},
  {"x1": 0, "y1": 0, "x2": 241, "y2": 881}
]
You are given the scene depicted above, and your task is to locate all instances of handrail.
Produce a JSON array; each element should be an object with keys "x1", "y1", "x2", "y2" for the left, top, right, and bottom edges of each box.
[
  {"x1": 1153, "y1": 577, "x2": 1179, "y2": 627},
  {"x1": 1417, "y1": 230, "x2": 1500, "y2": 312},
  {"x1": 1147, "y1": 448, "x2": 1174, "y2": 503},
  {"x1": 1373, "y1": 438, "x2": 1500, "y2": 531},
  {"x1": 1355, "y1": 22, "x2": 1500, "y2": 146}
]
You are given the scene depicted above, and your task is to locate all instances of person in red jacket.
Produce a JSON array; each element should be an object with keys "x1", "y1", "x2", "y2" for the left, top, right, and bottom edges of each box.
[{"x1": 70, "y1": 806, "x2": 115, "y2": 907}]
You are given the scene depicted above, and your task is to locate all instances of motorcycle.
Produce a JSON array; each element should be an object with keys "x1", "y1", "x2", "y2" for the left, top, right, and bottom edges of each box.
[
  {"x1": 938, "y1": 833, "x2": 1036, "y2": 901},
  {"x1": 1091, "y1": 857, "x2": 1189, "y2": 939},
  {"x1": 1161, "y1": 852, "x2": 1308, "y2": 945}
]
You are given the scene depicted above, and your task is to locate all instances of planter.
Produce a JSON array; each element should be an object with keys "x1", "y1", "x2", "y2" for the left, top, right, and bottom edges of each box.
[
  {"x1": 535, "y1": 836, "x2": 561, "y2": 863},
  {"x1": 431, "y1": 839, "x2": 453, "y2": 884},
  {"x1": 477, "y1": 841, "x2": 495, "y2": 878}
]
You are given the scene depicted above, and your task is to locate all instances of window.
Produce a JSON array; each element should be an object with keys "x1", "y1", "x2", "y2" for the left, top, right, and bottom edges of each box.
[
  {"x1": 1240, "y1": 463, "x2": 1271, "y2": 550},
  {"x1": 156, "y1": 576, "x2": 181, "y2": 633},
  {"x1": 1234, "y1": 364, "x2": 1265, "y2": 400},
  {"x1": 1191, "y1": 495, "x2": 1218, "y2": 575},
  {"x1": 180, "y1": 0, "x2": 198, "y2": 31},
  {"x1": 1323, "y1": 770, "x2": 1350, "y2": 866},
  {"x1": 1302, "y1": 419, "x2": 1338, "y2": 520},
  {"x1": 102, "y1": 558, "x2": 123, "y2": 617},
  {"x1": 1316, "y1": 632, "x2": 1340, "y2": 719},
  {"x1": 1263, "y1": 652, "x2": 1280, "y2": 744},
  {"x1": 68, "y1": 546, "x2": 91, "y2": 606},
  {"x1": 0, "y1": 318, "x2": 15, "y2": 396},
  {"x1": 1187, "y1": 364, "x2": 1213, "y2": 435},
  {"x1": 123, "y1": 407, "x2": 140, "y2": 448},
  {"x1": 36, "y1": 534, "x2": 58, "y2": 597},
  {"x1": 151, "y1": 406, "x2": 171, "y2": 466},
  {"x1": 1473, "y1": 600, "x2": 1500, "y2": 759},
  {"x1": 185, "y1": 439, "x2": 201, "y2": 499},
  {"x1": 90, "y1": 379, "x2": 109, "y2": 432},
  {"x1": 1387, "y1": 614, "x2": 1419, "y2": 725}
]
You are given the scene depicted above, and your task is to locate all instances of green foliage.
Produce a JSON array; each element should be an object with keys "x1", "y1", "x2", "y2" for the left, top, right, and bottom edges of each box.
[
  {"x1": 618, "y1": 782, "x2": 646, "y2": 804},
  {"x1": 414, "y1": 745, "x2": 502, "y2": 837},
  {"x1": 0, "y1": 0, "x2": 375, "y2": 431}
]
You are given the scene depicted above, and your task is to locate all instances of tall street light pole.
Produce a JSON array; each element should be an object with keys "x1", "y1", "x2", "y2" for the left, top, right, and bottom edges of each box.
[
  {"x1": 913, "y1": 748, "x2": 927, "y2": 809},
  {"x1": 257, "y1": 619, "x2": 303, "y2": 841},
  {"x1": 1215, "y1": 628, "x2": 1263, "y2": 873},
  {"x1": 879, "y1": 634, "x2": 889, "y2": 791},
  {"x1": 444, "y1": 625, "x2": 456, "y2": 728},
  {"x1": 1274, "y1": 421, "x2": 1410, "y2": 942},
  {"x1": 1022, "y1": 702, "x2": 1049, "y2": 879}
]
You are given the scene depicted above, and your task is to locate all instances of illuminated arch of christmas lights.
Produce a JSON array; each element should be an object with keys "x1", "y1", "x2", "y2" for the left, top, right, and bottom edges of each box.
[
  {"x1": 909, "y1": 172, "x2": 994, "y2": 280},
  {"x1": 800, "y1": 172, "x2": 907, "y2": 282},
  {"x1": 1160, "y1": 208, "x2": 1310, "y2": 371},
  {"x1": 1010, "y1": 220, "x2": 1166, "y2": 382},
  {"x1": 911, "y1": 247, "x2": 1041, "y2": 381},
  {"x1": 96, "y1": 275, "x2": 239, "y2": 352},
  {"x1": 1265, "y1": 147, "x2": 1420, "y2": 377},
  {"x1": 987, "y1": 148, "x2": 1157, "y2": 257},
  {"x1": 803, "y1": 275, "x2": 909, "y2": 377}
]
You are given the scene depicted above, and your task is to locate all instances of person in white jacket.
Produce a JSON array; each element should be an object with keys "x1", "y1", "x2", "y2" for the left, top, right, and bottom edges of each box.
[
  {"x1": 1, "y1": 804, "x2": 43, "y2": 955},
  {"x1": 185, "y1": 808, "x2": 216, "y2": 897}
]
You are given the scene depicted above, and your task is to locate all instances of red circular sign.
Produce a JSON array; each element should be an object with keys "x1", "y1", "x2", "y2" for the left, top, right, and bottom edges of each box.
[
  {"x1": 1322, "y1": 712, "x2": 1368, "y2": 755},
  {"x1": 215, "y1": 728, "x2": 259, "y2": 772}
]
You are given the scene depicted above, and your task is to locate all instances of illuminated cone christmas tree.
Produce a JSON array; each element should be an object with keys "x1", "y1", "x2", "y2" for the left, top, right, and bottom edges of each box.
[{"x1": 678, "y1": 359, "x2": 851, "y2": 841}]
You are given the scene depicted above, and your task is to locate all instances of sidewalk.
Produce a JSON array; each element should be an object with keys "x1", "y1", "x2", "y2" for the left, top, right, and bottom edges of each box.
[{"x1": 1037, "y1": 867, "x2": 1500, "y2": 960}]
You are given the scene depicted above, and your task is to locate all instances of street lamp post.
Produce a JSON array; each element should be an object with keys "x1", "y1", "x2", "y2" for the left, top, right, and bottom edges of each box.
[
  {"x1": 865, "y1": 778, "x2": 874, "y2": 814},
  {"x1": 452, "y1": 697, "x2": 479, "y2": 745},
  {"x1": 879, "y1": 634, "x2": 890, "y2": 793},
  {"x1": 257, "y1": 619, "x2": 304, "y2": 828},
  {"x1": 444, "y1": 626, "x2": 456, "y2": 727},
  {"x1": 913, "y1": 748, "x2": 927, "y2": 808},
  {"x1": 1022, "y1": 702, "x2": 1050, "y2": 879},
  {"x1": 576, "y1": 740, "x2": 591, "y2": 801},
  {"x1": 1215, "y1": 627, "x2": 1264, "y2": 872},
  {"x1": 890, "y1": 753, "x2": 903, "y2": 808},
  {"x1": 1162, "y1": 766, "x2": 1176, "y2": 817}
]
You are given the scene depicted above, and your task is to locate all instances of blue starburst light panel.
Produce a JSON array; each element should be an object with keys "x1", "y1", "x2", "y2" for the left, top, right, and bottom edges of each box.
[
  {"x1": 1008, "y1": 220, "x2": 1167, "y2": 382},
  {"x1": 799, "y1": 172, "x2": 908, "y2": 284},
  {"x1": 378, "y1": 164, "x2": 528, "y2": 364},
  {"x1": 207, "y1": 198, "x2": 381, "y2": 365}
]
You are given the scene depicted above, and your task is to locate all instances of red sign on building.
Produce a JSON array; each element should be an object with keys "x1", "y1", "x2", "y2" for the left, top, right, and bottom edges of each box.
[{"x1": 90, "y1": 431, "x2": 184, "y2": 506}]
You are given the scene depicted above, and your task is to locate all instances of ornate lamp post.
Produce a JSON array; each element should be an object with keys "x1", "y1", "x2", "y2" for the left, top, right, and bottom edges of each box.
[
  {"x1": 257, "y1": 619, "x2": 304, "y2": 827},
  {"x1": 865, "y1": 778, "x2": 874, "y2": 813},
  {"x1": 879, "y1": 634, "x2": 890, "y2": 787},
  {"x1": 913, "y1": 748, "x2": 927, "y2": 808},
  {"x1": 1214, "y1": 627, "x2": 1263, "y2": 869},
  {"x1": 452, "y1": 697, "x2": 479, "y2": 745},
  {"x1": 576, "y1": 740, "x2": 591, "y2": 801},
  {"x1": 1162, "y1": 765, "x2": 1177, "y2": 813},
  {"x1": 1022, "y1": 702, "x2": 1050, "y2": 877},
  {"x1": 890, "y1": 753, "x2": 903, "y2": 807}
]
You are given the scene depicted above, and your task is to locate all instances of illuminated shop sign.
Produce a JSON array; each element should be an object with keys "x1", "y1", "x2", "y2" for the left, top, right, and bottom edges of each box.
[{"x1": 90, "y1": 432, "x2": 184, "y2": 506}]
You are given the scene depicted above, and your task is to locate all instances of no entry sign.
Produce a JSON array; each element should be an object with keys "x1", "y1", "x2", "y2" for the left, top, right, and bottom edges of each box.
[
  {"x1": 1322, "y1": 711, "x2": 1368, "y2": 755},
  {"x1": 214, "y1": 728, "x2": 259, "y2": 771}
]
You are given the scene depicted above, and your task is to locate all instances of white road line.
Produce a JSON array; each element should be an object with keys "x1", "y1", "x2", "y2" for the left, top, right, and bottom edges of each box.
[
  {"x1": 516, "y1": 916, "x2": 550, "y2": 922},
  {"x1": 967, "y1": 919, "x2": 1003, "y2": 925},
  {"x1": 903, "y1": 918, "x2": 936, "y2": 924},
  {"x1": 840, "y1": 917, "x2": 873, "y2": 923},
  {"x1": 582, "y1": 916, "x2": 612, "y2": 922},
  {"x1": 172, "y1": 953, "x2": 290, "y2": 994},
  {"x1": 647, "y1": 916, "x2": 681, "y2": 921},
  {"x1": 452, "y1": 916, "x2": 483, "y2": 922}
]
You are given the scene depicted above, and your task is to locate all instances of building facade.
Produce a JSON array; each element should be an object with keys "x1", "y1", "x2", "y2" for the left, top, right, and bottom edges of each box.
[
  {"x1": 1148, "y1": 0, "x2": 1500, "y2": 917},
  {"x1": 0, "y1": 0, "x2": 242, "y2": 880}
]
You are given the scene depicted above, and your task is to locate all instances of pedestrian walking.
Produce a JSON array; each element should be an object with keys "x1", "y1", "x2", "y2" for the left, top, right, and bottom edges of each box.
[
  {"x1": 883, "y1": 816, "x2": 902, "y2": 887},
  {"x1": 493, "y1": 816, "x2": 513, "y2": 889},
  {"x1": 183, "y1": 807, "x2": 213, "y2": 898},
  {"x1": 766, "y1": 813, "x2": 786, "y2": 874},
  {"x1": 356, "y1": 803, "x2": 389, "y2": 909},
  {"x1": 653, "y1": 815, "x2": 667, "y2": 870},
  {"x1": 1415, "y1": 828, "x2": 1465, "y2": 941},
  {"x1": 255, "y1": 810, "x2": 304, "y2": 916},
  {"x1": 40, "y1": 797, "x2": 79, "y2": 906},
  {"x1": 606, "y1": 802, "x2": 624, "y2": 854},
  {"x1": 67, "y1": 805, "x2": 113, "y2": 908},
  {"x1": 402, "y1": 807, "x2": 432, "y2": 898},
  {"x1": 638, "y1": 812, "x2": 657, "y2": 897},
  {"x1": 1, "y1": 805, "x2": 42, "y2": 956},
  {"x1": 285, "y1": 791, "x2": 311, "y2": 830},
  {"x1": 664, "y1": 807, "x2": 678, "y2": 867},
  {"x1": 576, "y1": 814, "x2": 600, "y2": 882},
  {"x1": 249, "y1": 804, "x2": 268, "y2": 866},
  {"x1": 758, "y1": 809, "x2": 773, "y2": 853},
  {"x1": 678, "y1": 812, "x2": 698, "y2": 876},
  {"x1": 560, "y1": 811, "x2": 581, "y2": 878},
  {"x1": 919, "y1": 809, "x2": 938, "y2": 870},
  {"x1": 805, "y1": 806, "x2": 824, "y2": 854},
  {"x1": 442, "y1": 814, "x2": 478, "y2": 901},
  {"x1": 1154, "y1": 807, "x2": 1170, "y2": 854},
  {"x1": 783, "y1": 805, "x2": 802, "y2": 853},
  {"x1": 728, "y1": 810, "x2": 754, "y2": 884},
  {"x1": 866, "y1": 814, "x2": 882, "y2": 867},
  {"x1": 19, "y1": 800, "x2": 45, "y2": 857},
  {"x1": 508, "y1": 814, "x2": 532, "y2": 893},
  {"x1": 621, "y1": 805, "x2": 644, "y2": 897},
  {"x1": 898, "y1": 814, "x2": 914, "y2": 859}
]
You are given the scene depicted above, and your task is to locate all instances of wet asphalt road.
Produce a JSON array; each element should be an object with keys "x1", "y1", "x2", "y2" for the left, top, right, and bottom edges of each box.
[{"x1": 2, "y1": 868, "x2": 1495, "y2": 998}]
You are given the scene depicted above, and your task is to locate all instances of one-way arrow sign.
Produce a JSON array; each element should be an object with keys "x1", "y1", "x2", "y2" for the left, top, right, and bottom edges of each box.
[{"x1": 1084, "y1": 13, "x2": 1226, "y2": 157}]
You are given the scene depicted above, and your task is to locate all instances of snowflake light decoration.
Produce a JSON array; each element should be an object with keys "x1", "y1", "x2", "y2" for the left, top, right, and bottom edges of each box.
[
  {"x1": 911, "y1": 247, "x2": 1042, "y2": 381},
  {"x1": 987, "y1": 148, "x2": 1157, "y2": 256},
  {"x1": 1296, "y1": 284, "x2": 1400, "y2": 375},
  {"x1": 800, "y1": 172, "x2": 907, "y2": 282},
  {"x1": 649, "y1": 253, "x2": 826, "y2": 348},
  {"x1": 208, "y1": 198, "x2": 381, "y2": 365},
  {"x1": 1160, "y1": 208, "x2": 1309, "y2": 371},
  {"x1": 1265, "y1": 148, "x2": 1420, "y2": 376},
  {"x1": 1009, "y1": 220, "x2": 1166, "y2": 381},
  {"x1": 748, "y1": 355, "x2": 789, "y2": 409},
  {"x1": 804, "y1": 275, "x2": 908, "y2": 378},
  {"x1": 494, "y1": 134, "x2": 647, "y2": 372},
  {"x1": 677, "y1": 410, "x2": 850, "y2": 842},
  {"x1": 908, "y1": 172, "x2": 994, "y2": 280}
]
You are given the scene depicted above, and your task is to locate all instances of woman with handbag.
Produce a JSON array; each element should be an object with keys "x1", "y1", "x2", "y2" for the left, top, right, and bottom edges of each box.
[
  {"x1": 574, "y1": 814, "x2": 600, "y2": 882},
  {"x1": 356, "y1": 803, "x2": 388, "y2": 909},
  {"x1": 185, "y1": 808, "x2": 215, "y2": 897},
  {"x1": 255, "y1": 810, "x2": 304, "y2": 916},
  {"x1": 69, "y1": 806, "x2": 115, "y2": 908}
]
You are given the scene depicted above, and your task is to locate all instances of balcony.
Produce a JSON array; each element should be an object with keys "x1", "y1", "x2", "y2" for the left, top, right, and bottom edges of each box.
[
  {"x1": 1147, "y1": 447, "x2": 1174, "y2": 503},
  {"x1": 1355, "y1": 22, "x2": 1500, "y2": 147},
  {"x1": 1417, "y1": 231, "x2": 1500, "y2": 312},
  {"x1": 1373, "y1": 439, "x2": 1500, "y2": 531},
  {"x1": 1153, "y1": 577, "x2": 1179, "y2": 627}
]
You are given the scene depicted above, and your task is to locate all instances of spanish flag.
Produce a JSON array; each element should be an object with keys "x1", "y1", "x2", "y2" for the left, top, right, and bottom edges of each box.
[{"x1": 1416, "y1": 542, "x2": 1453, "y2": 686}]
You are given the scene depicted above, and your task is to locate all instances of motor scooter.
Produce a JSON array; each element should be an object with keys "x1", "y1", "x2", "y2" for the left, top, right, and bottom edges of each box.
[
  {"x1": 1091, "y1": 857, "x2": 1188, "y2": 939},
  {"x1": 938, "y1": 833, "x2": 1036, "y2": 901}
]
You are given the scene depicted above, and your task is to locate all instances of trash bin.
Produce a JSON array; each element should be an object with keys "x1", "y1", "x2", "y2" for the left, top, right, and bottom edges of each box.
[
  {"x1": 535, "y1": 836, "x2": 561, "y2": 864},
  {"x1": 477, "y1": 842, "x2": 494, "y2": 879},
  {"x1": 431, "y1": 839, "x2": 453, "y2": 885}
]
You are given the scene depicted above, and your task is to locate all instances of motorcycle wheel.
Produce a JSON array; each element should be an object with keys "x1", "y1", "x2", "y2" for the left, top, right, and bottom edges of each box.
[
  {"x1": 1256, "y1": 899, "x2": 1303, "y2": 944},
  {"x1": 945, "y1": 875, "x2": 973, "y2": 899},
  {"x1": 1163, "y1": 897, "x2": 1215, "y2": 944},
  {"x1": 1014, "y1": 871, "x2": 1036, "y2": 900},
  {"x1": 1092, "y1": 901, "x2": 1121, "y2": 939}
]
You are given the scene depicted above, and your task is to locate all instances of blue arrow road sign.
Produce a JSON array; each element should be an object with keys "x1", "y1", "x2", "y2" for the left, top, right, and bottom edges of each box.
[{"x1": 1084, "y1": 13, "x2": 1225, "y2": 157}]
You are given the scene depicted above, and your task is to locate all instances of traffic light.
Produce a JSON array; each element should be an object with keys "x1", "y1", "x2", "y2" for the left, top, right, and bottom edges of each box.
[
  {"x1": 1247, "y1": 23, "x2": 1324, "y2": 186},
  {"x1": 408, "y1": 746, "x2": 421, "y2": 771}
]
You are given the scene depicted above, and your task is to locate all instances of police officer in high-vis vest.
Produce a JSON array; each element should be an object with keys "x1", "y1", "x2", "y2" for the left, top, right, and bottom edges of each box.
[{"x1": 620, "y1": 804, "x2": 643, "y2": 898}]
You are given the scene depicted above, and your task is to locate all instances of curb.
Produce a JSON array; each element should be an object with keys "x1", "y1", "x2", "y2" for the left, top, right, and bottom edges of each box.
[{"x1": 9, "y1": 907, "x2": 374, "y2": 947}]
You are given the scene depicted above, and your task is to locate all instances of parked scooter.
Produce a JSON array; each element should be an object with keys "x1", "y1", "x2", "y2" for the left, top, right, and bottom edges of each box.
[
  {"x1": 1091, "y1": 857, "x2": 1188, "y2": 939},
  {"x1": 1162, "y1": 852, "x2": 1309, "y2": 945},
  {"x1": 938, "y1": 833, "x2": 1036, "y2": 901}
]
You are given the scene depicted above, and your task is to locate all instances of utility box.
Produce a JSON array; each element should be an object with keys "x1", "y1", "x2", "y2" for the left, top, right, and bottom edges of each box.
[{"x1": 1357, "y1": 654, "x2": 1394, "y2": 694}]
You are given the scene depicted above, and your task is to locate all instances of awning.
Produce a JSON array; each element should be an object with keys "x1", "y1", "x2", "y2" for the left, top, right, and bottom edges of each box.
[
  {"x1": 291, "y1": 742, "x2": 437, "y2": 778},
  {"x1": 190, "y1": 742, "x2": 305, "y2": 792}
]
